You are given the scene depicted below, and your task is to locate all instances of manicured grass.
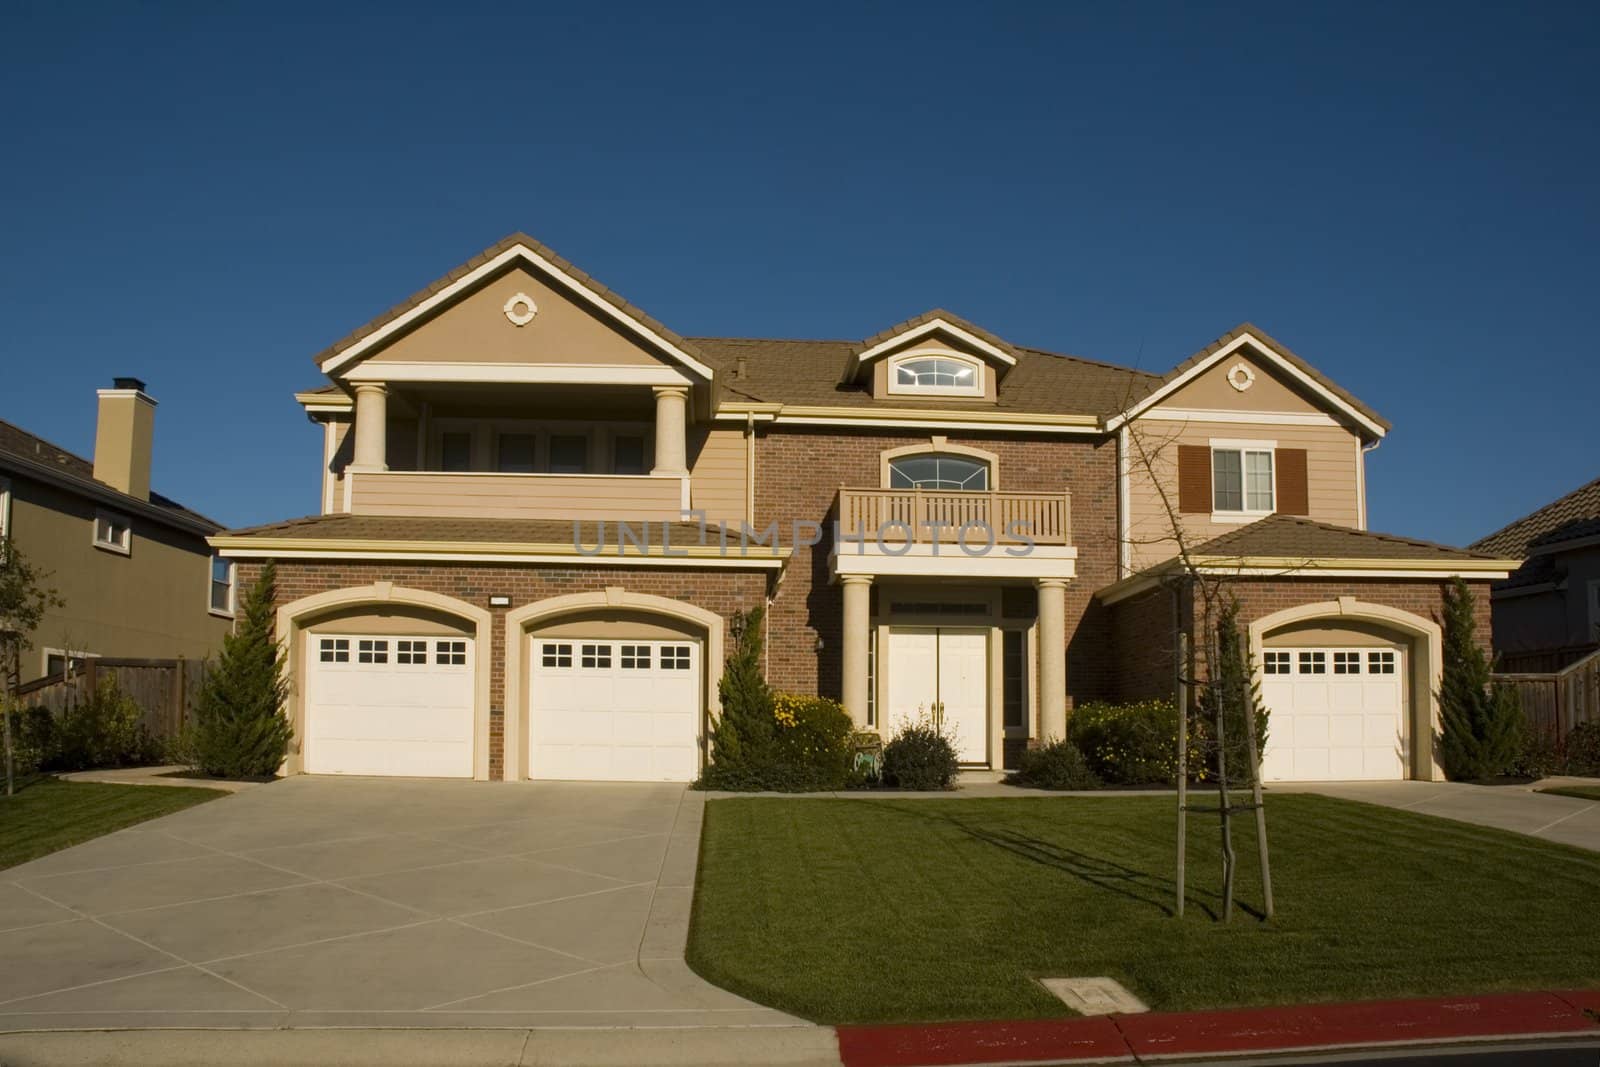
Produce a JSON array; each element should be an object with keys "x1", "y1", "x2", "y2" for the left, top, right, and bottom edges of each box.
[
  {"x1": 688, "y1": 794, "x2": 1600, "y2": 1024},
  {"x1": 1538, "y1": 785, "x2": 1600, "y2": 801},
  {"x1": 0, "y1": 778, "x2": 226, "y2": 870}
]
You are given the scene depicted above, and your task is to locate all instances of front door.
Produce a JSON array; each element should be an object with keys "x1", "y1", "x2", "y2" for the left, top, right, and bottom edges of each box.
[{"x1": 885, "y1": 627, "x2": 988, "y2": 764}]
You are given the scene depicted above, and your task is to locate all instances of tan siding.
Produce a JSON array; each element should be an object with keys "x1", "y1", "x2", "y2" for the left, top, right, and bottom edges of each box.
[
  {"x1": 362, "y1": 265, "x2": 669, "y2": 369},
  {"x1": 689, "y1": 427, "x2": 748, "y2": 526},
  {"x1": 1127, "y1": 418, "x2": 1363, "y2": 571},
  {"x1": 1163, "y1": 350, "x2": 1325, "y2": 413},
  {"x1": 347, "y1": 471, "x2": 684, "y2": 522}
]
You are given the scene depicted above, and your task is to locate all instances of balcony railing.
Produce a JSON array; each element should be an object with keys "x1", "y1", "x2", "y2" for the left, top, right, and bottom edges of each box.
[
  {"x1": 836, "y1": 487, "x2": 1072, "y2": 545},
  {"x1": 346, "y1": 470, "x2": 686, "y2": 522}
]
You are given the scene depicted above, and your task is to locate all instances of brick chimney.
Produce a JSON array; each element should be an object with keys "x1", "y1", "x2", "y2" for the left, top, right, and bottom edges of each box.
[{"x1": 93, "y1": 377, "x2": 156, "y2": 500}]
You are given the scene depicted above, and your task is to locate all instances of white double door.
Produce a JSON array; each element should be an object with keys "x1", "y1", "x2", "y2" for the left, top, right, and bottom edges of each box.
[{"x1": 885, "y1": 627, "x2": 989, "y2": 763}]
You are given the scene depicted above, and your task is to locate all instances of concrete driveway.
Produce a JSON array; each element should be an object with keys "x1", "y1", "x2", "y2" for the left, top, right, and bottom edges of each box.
[
  {"x1": 1279, "y1": 779, "x2": 1600, "y2": 852},
  {"x1": 0, "y1": 777, "x2": 797, "y2": 1030}
]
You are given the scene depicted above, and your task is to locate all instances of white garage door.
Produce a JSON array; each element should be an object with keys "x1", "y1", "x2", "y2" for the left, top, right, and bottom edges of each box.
[
  {"x1": 1260, "y1": 646, "x2": 1405, "y2": 781},
  {"x1": 304, "y1": 635, "x2": 475, "y2": 778},
  {"x1": 529, "y1": 638, "x2": 700, "y2": 781}
]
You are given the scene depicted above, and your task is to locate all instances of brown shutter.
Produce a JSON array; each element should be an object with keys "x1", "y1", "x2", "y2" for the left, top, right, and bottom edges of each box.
[
  {"x1": 1177, "y1": 445, "x2": 1212, "y2": 514},
  {"x1": 1277, "y1": 448, "x2": 1309, "y2": 515}
]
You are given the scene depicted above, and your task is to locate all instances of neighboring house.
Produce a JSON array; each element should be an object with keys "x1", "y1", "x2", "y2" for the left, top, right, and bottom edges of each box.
[
  {"x1": 210, "y1": 234, "x2": 1516, "y2": 785},
  {"x1": 1, "y1": 380, "x2": 231, "y2": 682},
  {"x1": 1471, "y1": 477, "x2": 1600, "y2": 672}
]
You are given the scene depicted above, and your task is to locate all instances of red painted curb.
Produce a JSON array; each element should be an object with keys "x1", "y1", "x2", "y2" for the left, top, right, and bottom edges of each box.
[
  {"x1": 836, "y1": 1016, "x2": 1129, "y2": 1067},
  {"x1": 1117, "y1": 991, "x2": 1595, "y2": 1058},
  {"x1": 835, "y1": 991, "x2": 1600, "y2": 1067}
]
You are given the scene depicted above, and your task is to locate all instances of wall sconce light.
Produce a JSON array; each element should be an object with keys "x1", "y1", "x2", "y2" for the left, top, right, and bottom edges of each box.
[
  {"x1": 814, "y1": 635, "x2": 825, "y2": 652},
  {"x1": 489, "y1": 595, "x2": 511, "y2": 608}
]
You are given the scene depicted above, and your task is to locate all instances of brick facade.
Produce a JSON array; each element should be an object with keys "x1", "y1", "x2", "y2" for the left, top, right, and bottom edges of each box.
[
  {"x1": 238, "y1": 559, "x2": 769, "y2": 780},
  {"x1": 1105, "y1": 576, "x2": 1496, "y2": 703},
  {"x1": 752, "y1": 427, "x2": 1120, "y2": 706}
]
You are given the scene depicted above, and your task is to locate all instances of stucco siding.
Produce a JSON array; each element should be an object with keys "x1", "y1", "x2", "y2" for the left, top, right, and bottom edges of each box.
[{"x1": 8, "y1": 474, "x2": 228, "y2": 682}]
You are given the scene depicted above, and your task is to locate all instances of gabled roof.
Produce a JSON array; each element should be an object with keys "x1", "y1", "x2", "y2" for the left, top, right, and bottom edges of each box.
[
  {"x1": 313, "y1": 233, "x2": 715, "y2": 380},
  {"x1": 0, "y1": 418, "x2": 222, "y2": 533},
  {"x1": 1188, "y1": 515, "x2": 1501, "y2": 562},
  {"x1": 1104, "y1": 322, "x2": 1391, "y2": 439},
  {"x1": 1471, "y1": 476, "x2": 1600, "y2": 559},
  {"x1": 851, "y1": 308, "x2": 1020, "y2": 366}
]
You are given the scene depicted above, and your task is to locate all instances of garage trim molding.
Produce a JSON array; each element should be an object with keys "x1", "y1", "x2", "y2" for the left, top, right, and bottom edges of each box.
[
  {"x1": 502, "y1": 587, "x2": 726, "y2": 782},
  {"x1": 276, "y1": 583, "x2": 495, "y2": 780},
  {"x1": 1247, "y1": 596, "x2": 1444, "y2": 781}
]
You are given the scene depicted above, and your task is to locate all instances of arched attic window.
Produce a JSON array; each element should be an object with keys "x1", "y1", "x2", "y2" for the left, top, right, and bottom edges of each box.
[{"x1": 886, "y1": 351, "x2": 984, "y2": 397}]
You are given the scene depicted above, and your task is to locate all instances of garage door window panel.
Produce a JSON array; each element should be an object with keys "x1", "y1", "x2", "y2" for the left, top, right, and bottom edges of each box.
[
  {"x1": 319, "y1": 638, "x2": 350, "y2": 663},
  {"x1": 358, "y1": 639, "x2": 389, "y2": 664},
  {"x1": 581, "y1": 644, "x2": 612, "y2": 669},
  {"x1": 541, "y1": 643, "x2": 573, "y2": 668},
  {"x1": 621, "y1": 645, "x2": 651, "y2": 669}
]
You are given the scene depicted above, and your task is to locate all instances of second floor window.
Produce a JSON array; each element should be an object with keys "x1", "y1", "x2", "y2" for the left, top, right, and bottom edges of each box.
[
  {"x1": 94, "y1": 510, "x2": 132, "y2": 554},
  {"x1": 210, "y1": 556, "x2": 235, "y2": 615},
  {"x1": 612, "y1": 435, "x2": 647, "y2": 476},
  {"x1": 1212, "y1": 447, "x2": 1274, "y2": 513},
  {"x1": 888, "y1": 353, "x2": 984, "y2": 397},
  {"x1": 549, "y1": 435, "x2": 588, "y2": 474},
  {"x1": 497, "y1": 433, "x2": 536, "y2": 473},
  {"x1": 888, "y1": 454, "x2": 990, "y2": 491},
  {"x1": 440, "y1": 432, "x2": 472, "y2": 472}
]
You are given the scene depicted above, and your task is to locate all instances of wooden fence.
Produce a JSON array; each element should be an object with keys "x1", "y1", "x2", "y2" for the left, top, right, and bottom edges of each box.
[
  {"x1": 1497, "y1": 643, "x2": 1599, "y2": 675},
  {"x1": 1494, "y1": 647, "x2": 1600, "y2": 743},
  {"x1": 13, "y1": 658, "x2": 208, "y2": 741}
]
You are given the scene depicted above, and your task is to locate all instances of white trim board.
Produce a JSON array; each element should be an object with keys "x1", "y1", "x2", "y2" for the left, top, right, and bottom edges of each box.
[
  {"x1": 343, "y1": 362, "x2": 693, "y2": 386},
  {"x1": 318, "y1": 242, "x2": 716, "y2": 381},
  {"x1": 851, "y1": 318, "x2": 1017, "y2": 375},
  {"x1": 1144, "y1": 406, "x2": 1341, "y2": 427}
]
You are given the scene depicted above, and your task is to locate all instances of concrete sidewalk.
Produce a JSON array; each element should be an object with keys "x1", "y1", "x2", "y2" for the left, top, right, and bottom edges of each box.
[{"x1": 1280, "y1": 779, "x2": 1600, "y2": 852}]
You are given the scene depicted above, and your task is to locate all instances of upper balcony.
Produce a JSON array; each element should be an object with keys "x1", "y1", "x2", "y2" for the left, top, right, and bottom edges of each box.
[
  {"x1": 333, "y1": 379, "x2": 693, "y2": 522},
  {"x1": 836, "y1": 487, "x2": 1072, "y2": 545}
]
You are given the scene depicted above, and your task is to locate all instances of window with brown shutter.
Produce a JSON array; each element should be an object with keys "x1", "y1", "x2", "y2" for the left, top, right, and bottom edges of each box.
[
  {"x1": 1177, "y1": 445, "x2": 1212, "y2": 513},
  {"x1": 1277, "y1": 448, "x2": 1309, "y2": 515}
]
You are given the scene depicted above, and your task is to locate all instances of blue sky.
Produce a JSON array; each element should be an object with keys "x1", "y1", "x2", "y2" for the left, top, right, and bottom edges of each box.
[{"x1": 2, "y1": 2, "x2": 1595, "y2": 544}]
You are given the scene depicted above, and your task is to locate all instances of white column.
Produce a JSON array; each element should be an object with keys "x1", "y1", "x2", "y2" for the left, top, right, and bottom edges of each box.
[
  {"x1": 651, "y1": 386, "x2": 689, "y2": 476},
  {"x1": 1037, "y1": 578, "x2": 1068, "y2": 741},
  {"x1": 351, "y1": 382, "x2": 389, "y2": 471},
  {"x1": 841, "y1": 575, "x2": 873, "y2": 728}
]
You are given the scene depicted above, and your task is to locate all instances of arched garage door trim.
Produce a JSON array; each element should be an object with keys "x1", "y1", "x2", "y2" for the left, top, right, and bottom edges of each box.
[
  {"x1": 277, "y1": 582, "x2": 494, "y2": 779},
  {"x1": 504, "y1": 587, "x2": 725, "y2": 781},
  {"x1": 1247, "y1": 596, "x2": 1443, "y2": 781}
]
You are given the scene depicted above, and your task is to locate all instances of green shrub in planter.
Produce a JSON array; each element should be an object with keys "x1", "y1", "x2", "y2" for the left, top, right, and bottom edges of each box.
[
  {"x1": 1067, "y1": 700, "x2": 1195, "y2": 786},
  {"x1": 1567, "y1": 721, "x2": 1600, "y2": 776},
  {"x1": 882, "y1": 724, "x2": 959, "y2": 790},
  {"x1": 1012, "y1": 738, "x2": 1102, "y2": 790},
  {"x1": 769, "y1": 692, "x2": 853, "y2": 791}
]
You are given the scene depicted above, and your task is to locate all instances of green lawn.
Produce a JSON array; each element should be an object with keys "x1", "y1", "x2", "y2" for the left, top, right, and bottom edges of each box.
[
  {"x1": 688, "y1": 794, "x2": 1600, "y2": 1024},
  {"x1": 1538, "y1": 785, "x2": 1600, "y2": 801},
  {"x1": 0, "y1": 779, "x2": 226, "y2": 870}
]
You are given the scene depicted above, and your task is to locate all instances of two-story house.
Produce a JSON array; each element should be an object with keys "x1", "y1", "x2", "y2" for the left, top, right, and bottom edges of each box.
[
  {"x1": 2, "y1": 380, "x2": 230, "y2": 682},
  {"x1": 211, "y1": 234, "x2": 1517, "y2": 784}
]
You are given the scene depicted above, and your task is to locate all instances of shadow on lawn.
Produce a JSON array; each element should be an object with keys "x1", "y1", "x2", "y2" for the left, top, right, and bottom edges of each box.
[{"x1": 855, "y1": 800, "x2": 1264, "y2": 922}]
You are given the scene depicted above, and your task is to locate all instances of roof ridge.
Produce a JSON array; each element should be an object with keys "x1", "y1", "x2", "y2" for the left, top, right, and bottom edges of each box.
[{"x1": 1014, "y1": 345, "x2": 1160, "y2": 378}]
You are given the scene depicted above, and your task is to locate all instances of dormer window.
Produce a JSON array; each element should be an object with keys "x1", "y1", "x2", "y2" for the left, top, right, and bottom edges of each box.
[{"x1": 886, "y1": 352, "x2": 984, "y2": 397}]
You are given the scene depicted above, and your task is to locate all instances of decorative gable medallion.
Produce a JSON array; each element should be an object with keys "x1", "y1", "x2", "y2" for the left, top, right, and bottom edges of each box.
[
  {"x1": 1226, "y1": 362, "x2": 1256, "y2": 392},
  {"x1": 503, "y1": 292, "x2": 538, "y2": 327}
]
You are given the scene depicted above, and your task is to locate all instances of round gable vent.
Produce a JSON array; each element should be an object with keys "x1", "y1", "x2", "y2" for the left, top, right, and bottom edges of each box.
[
  {"x1": 503, "y1": 292, "x2": 538, "y2": 327},
  {"x1": 1226, "y1": 362, "x2": 1256, "y2": 392}
]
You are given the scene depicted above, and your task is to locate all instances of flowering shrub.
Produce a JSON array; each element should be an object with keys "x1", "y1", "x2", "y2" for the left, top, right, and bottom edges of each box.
[
  {"x1": 1011, "y1": 738, "x2": 1101, "y2": 791},
  {"x1": 1067, "y1": 700, "x2": 1203, "y2": 786}
]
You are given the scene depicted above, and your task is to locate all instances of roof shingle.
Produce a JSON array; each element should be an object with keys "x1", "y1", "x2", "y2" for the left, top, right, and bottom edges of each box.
[
  {"x1": 1189, "y1": 515, "x2": 1501, "y2": 562},
  {"x1": 1471, "y1": 476, "x2": 1600, "y2": 558}
]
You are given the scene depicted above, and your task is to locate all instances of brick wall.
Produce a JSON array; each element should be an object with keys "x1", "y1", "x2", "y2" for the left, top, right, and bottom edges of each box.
[
  {"x1": 751, "y1": 427, "x2": 1120, "y2": 708},
  {"x1": 238, "y1": 560, "x2": 768, "y2": 779},
  {"x1": 1107, "y1": 575, "x2": 1497, "y2": 701}
]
